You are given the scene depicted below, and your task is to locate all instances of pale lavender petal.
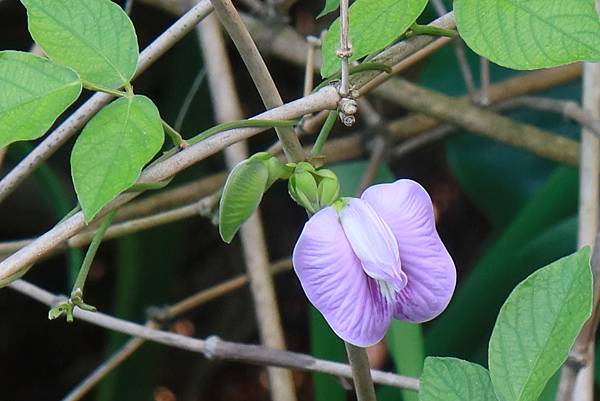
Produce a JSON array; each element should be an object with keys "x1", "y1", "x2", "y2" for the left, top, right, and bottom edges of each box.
[
  {"x1": 362, "y1": 180, "x2": 456, "y2": 323},
  {"x1": 293, "y1": 207, "x2": 393, "y2": 346},
  {"x1": 338, "y1": 198, "x2": 407, "y2": 292}
]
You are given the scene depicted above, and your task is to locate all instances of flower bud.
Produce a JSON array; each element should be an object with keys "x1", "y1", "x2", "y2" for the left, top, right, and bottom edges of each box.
[
  {"x1": 289, "y1": 164, "x2": 319, "y2": 213},
  {"x1": 315, "y1": 169, "x2": 340, "y2": 209},
  {"x1": 288, "y1": 163, "x2": 340, "y2": 212}
]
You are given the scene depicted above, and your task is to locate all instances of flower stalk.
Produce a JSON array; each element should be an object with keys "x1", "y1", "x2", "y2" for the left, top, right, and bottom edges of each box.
[{"x1": 345, "y1": 342, "x2": 377, "y2": 401}]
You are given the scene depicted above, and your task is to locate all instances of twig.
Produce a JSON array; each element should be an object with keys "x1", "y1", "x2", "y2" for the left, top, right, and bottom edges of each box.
[
  {"x1": 338, "y1": 0, "x2": 351, "y2": 96},
  {"x1": 0, "y1": 0, "x2": 215, "y2": 204},
  {"x1": 62, "y1": 258, "x2": 293, "y2": 401},
  {"x1": 391, "y1": 125, "x2": 454, "y2": 159},
  {"x1": 478, "y1": 58, "x2": 491, "y2": 105},
  {"x1": 374, "y1": 78, "x2": 580, "y2": 166},
  {"x1": 356, "y1": 98, "x2": 386, "y2": 194},
  {"x1": 383, "y1": 64, "x2": 582, "y2": 143},
  {"x1": 8, "y1": 279, "x2": 421, "y2": 391},
  {"x1": 115, "y1": 172, "x2": 225, "y2": 221},
  {"x1": 0, "y1": 195, "x2": 220, "y2": 256},
  {"x1": 496, "y1": 96, "x2": 600, "y2": 139},
  {"x1": 198, "y1": 14, "x2": 297, "y2": 401},
  {"x1": 124, "y1": 0, "x2": 134, "y2": 14},
  {"x1": 429, "y1": 0, "x2": 476, "y2": 99},
  {"x1": 357, "y1": 135, "x2": 387, "y2": 194},
  {"x1": 174, "y1": 68, "x2": 207, "y2": 131},
  {"x1": 209, "y1": 0, "x2": 305, "y2": 162},
  {"x1": 357, "y1": 36, "x2": 453, "y2": 96},
  {"x1": 303, "y1": 36, "x2": 320, "y2": 97},
  {"x1": 556, "y1": 63, "x2": 600, "y2": 401}
]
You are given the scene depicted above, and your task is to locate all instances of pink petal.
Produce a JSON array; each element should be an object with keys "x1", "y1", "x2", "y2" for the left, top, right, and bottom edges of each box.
[
  {"x1": 338, "y1": 198, "x2": 407, "y2": 292},
  {"x1": 293, "y1": 207, "x2": 393, "y2": 346},
  {"x1": 361, "y1": 180, "x2": 456, "y2": 323}
]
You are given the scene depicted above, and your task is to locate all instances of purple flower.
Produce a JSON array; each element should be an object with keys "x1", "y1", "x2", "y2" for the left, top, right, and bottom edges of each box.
[{"x1": 293, "y1": 179, "x2": 456, "y2": 347}]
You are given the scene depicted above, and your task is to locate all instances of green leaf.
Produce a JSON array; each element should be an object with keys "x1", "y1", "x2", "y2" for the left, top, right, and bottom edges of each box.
[
  {"x1": 420, "y1": 358, "x2": 498, "y2": 401},
  {"x1": 488, "y1": 248, "x2": 593, "y2": 401},
  {"x1": 454, "y1": 0, "x2": 600, "y2": 70},
  {"x1": 22, "y1": 0, "x2": 139, "y2": 89},
  {"x1": 318, "y1": 0, "x2": 340, "y2": 18},
  {"x1": 320, "y1": 0, "x2": 428, "y2": 77},
  {"x1": 0, "y1": 51, "x2": 81, "y2": 149},
  {"x1": 71, "y1": 95, "x2": 163, "y2": 222},
  {"x1": 219, "y1": 159, "x2": 269, "y2": 243}
]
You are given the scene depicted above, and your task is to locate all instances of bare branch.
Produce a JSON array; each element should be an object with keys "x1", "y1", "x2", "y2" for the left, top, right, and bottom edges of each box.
[
  {"x1": 556, "y1": 63, "x2": 600, "y2": 401},
  {"x1": 198, "y1": 14, "x2": 297, "y2": 400},
  {"x1": 62, "y1": 258, "x2": 293, "y2": 401},
  {"x1": 376, "y1": 79, "x2": 580, "y2": 166},
  {"x1": 0, "y1": 0, "x2": 215, "y2": 204},
  {"x1": 496, "y1": 96, "x2": 600, "y2": 139},
  {"x1": 8, "y1": 279, "x2": 420, "y2": 391},
  {"x1": 209, "y1": 0, "x2": 305, "y2": 162}
]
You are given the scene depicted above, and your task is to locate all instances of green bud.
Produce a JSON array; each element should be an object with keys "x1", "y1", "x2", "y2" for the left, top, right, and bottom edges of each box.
[
  {"x1": 289, "y1": 169, "x2": 319, "y2": 213},
  {"x1": 288, "y1": 164, "x2": 340, "y2": 212},
  {"x1": 316, "y1": 169, "x2": 340, "y2": 209}
]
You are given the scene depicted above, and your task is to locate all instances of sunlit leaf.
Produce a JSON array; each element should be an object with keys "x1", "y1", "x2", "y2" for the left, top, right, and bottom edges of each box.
[
  {"x1": 71, "y1": 95, "x2": 163, "y2": 222},
  {"x1": 321, "y1": 0, "x2": 428, "y2": 77},
  {"x1": 0, "y1": 51, "x2": 81, "y2": 149},
  {"x1": 454, "y1": 0, "x2": 600, "y2": 69},
  {"x1": 489, "y1": 248, "x2": 593, "y2": 401},
  {"x1": 22, "y1": 0, "x2": 139, "y2": 89}
]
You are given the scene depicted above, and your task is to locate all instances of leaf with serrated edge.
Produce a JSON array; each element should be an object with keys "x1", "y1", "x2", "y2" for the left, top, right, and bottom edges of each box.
[
  {"x1": 320, "y1": 0, "x2": 427, "y2": 77},
  {"x1": 22, "y1": 0, "x2": 139, "y2": 89},
  {"x1": 219, "y1": 159, "x2": 269, "y2": 243},
  {"x1": 0, "y1": 51, "x2": 81, "y2": 149},
  {"x1": 455, "y1": 0, "x2": 600, "y2": 70},
  {"x1": 71, "y1": 96, "x2": 163, "y2": 222},
  {"x1": 420, "y1": 358, "x2": 498, "y2": 401},
  {"x1": 488, "y1": 248, "x2": 593, "y2": 401}
]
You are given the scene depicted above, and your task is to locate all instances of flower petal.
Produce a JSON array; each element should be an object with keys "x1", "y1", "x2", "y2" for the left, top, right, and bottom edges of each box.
[
  {"x1": 362, "y1": 180, "x2": 456, "y2": 323},
  {"x1": 293, "y1": 207, "x2": 393, "y2": 346},
  {"x1": 338, "y1": 198, "x2": 406, "y2": 292}
]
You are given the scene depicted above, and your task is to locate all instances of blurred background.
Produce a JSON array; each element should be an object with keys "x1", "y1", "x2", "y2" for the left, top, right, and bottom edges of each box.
[{"x1": 0, "y1": 0, "x2": 584, "y2": 400}]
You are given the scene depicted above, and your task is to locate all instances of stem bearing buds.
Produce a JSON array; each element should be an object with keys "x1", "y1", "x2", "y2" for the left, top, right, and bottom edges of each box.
[{"x1": 288, "y1": 162, "x2": 340, "y2": 213}]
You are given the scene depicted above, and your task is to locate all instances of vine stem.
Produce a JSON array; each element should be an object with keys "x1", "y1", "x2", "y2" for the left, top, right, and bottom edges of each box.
[
  {"x1": 345, "y1": 343, "x2": 377, "y2": 401},
  {"x1": 338, "y1": 0, "x2": 351, "y2": 96},
  {"x1": 209, "y1": 0, "x2": 305, "y2": 162},
  {"x1": 311, "y1": 111, "x2": 338, "y2": 156},
  {"x1": 72, "y1": 210, "x2": 115, "y2": 294},
  {"x1": 161, "y1": 119, "x2": 187, "y2": 148}
]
